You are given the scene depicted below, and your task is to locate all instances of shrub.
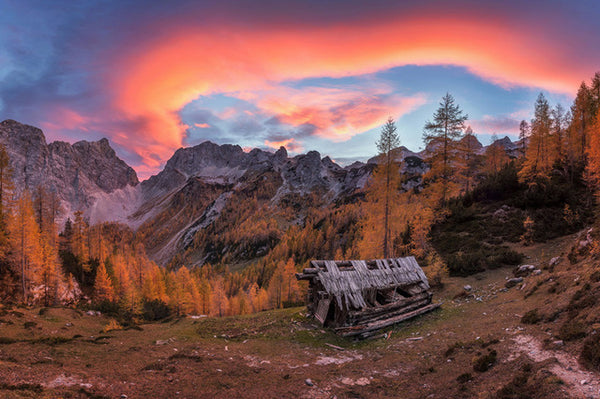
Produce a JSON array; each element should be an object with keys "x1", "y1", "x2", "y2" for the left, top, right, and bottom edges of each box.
[
  {"x1": 445, "y1": 341, "x2": 466, "y2": 357},
  {"x1": 473, "y1": 349, "x2": 497, "y2": 372},
  {"x1": 102, "y1": 319, "x2": 123, "y2": 333},
  {"x1": 94, "y1": 300, "x2": 120, "y2": 316},
  {"x1": 142, "y1": 299, "x2": 171, "y2": 321},
  {"x1": 447, "y1": 252, "x2": 486, "y2": 276},
  {"x1": 580, "y1": 334, "x2": 600, "y2": 371},
  {"x1": 557, "y1": 320, "x2": 587, "y2": 341},
  {"x1": 456, "y1": 373, "x2": 473, "y2": 384},
  {"x1": 567, "y1": 285, "x2": 597, "y2": 315},
  {"x1": 521, "y1": 309, "x2": 541, "y2": 325}
]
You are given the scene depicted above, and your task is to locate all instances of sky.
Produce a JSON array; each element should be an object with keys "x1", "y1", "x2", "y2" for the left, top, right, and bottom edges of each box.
[{"x1": 1, "y1": 0, "x2": 599, "y2": 179}]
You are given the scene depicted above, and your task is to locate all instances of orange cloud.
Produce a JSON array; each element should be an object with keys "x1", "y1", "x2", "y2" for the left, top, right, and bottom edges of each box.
[
  {"x1": 108, "y1": 13, "x2": 594, "y2": 173},
  {"x1": 194, "y1": 122, "x2": 211, "y2": 128},
  {"x1": 246, "y1": 85, "x2": 426, "y2": 141},
  {"x1": 264, "y1": 138, "x2": 302, "y2": 153}
]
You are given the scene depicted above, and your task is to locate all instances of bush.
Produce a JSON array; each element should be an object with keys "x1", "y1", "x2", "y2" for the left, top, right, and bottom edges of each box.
[
  {"x1": 456, "y1": 373, "x2": 473, "y2": 384},
  {"x1": 580, "y1": 334, "x2": 600, "y2": 371},
  {"x1": 557, "y1": 320, "x2": 587, "y2": 341},
  {"x1": 142, "y1": 299, "x2": 171, "y2": 321},
  {"x1": 567, "y1": 285, "x2": 597, "y2": 315},
  {"x1": 521, "y1": 309, "x2": 541, "y2": 325},
  {"x1": 447, "y1": 252, "x2": 486, "y2": 276},
  {"x1": 93, "y1": 300, "x2": 120, "y2": 316},
  {"x1": 473, "y1": 349, "x2": 497, "y2": 372}
]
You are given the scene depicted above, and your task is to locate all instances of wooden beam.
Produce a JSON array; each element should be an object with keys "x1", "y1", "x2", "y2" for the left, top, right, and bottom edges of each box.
[
  {"x1": 295, "y1": 273, "x2": 310, "y2": 281},
  {"x1": 351, "y1": 298, "x2": 432, "y2": 325},
  {"x1": 337, "y1": 303, "x2": 441, "y2": 338},
  {"x1": 347, "y1": 291, "x2": 431, "y2": 319}
]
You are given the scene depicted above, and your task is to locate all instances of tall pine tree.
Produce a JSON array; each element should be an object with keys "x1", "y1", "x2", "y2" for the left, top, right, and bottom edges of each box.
[
  {"x1": 375, "y1": 117, "x2": 400, "y2": 258},
  {"x1": 423, "y1": 93, "x2": 468, "y2": 204}
]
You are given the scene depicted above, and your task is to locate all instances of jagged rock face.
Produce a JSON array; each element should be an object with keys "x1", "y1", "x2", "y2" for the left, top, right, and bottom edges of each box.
[
  {"x1": 0, "y1": 119, "x2": 138, "y2": 216},
  {"x1": 0, "y1": 119, "x2": 49, "y2": 188},
  {"x1": 282, "y1": 151, "x2": 329, "y2": 191},
  {"x1": 142, "y1": 141, "x2": 256, "y2": 200},
  {"x1": 131, "y1": 143, "x2": 373, "y2": 264}
]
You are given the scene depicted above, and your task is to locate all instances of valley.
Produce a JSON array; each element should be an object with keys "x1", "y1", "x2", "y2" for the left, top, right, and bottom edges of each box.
[{"x1": 1, "y1": 234, "x2": 598, "y2": 398}]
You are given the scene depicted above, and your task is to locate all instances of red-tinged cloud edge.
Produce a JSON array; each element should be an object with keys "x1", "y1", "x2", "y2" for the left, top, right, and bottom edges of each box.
[
  {"x1": 46, "y1": 11, "x2": 599, "y2": 178},
  {"x1": 238, "y1": 85, "x2": 427, "y2": 142},
  {"x1": 264, "y1": 138, "x2": 303, "y2": 153}
]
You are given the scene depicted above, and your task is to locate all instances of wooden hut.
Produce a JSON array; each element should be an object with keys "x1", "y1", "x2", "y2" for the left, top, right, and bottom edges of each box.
[{"x1": 296, "y1": 257, "x2": 440, "y2": 339}]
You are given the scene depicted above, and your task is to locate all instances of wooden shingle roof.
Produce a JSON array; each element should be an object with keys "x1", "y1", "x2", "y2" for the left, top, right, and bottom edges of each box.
[{"x1": 310, "y1": 257, "x2": 429, "y2": 310}]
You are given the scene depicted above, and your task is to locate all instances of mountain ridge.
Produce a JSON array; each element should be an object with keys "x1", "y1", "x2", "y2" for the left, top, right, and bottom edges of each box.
[{"x1": 1, "y1": 119, "x2": 520, "y2": 265}]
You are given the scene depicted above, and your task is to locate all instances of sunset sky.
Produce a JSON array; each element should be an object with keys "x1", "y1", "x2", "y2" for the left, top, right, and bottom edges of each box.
[{"x1": 1, "y1": 0, "x2": 599, "y2": 179}]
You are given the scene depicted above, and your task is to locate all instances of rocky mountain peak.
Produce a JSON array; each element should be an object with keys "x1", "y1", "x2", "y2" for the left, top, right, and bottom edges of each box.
[
  {"x1": 275, "y1": 146, "x2": 288, "y2": 161},
  {"x1": 493, "y1": 136, "x2": 516, "y2": 150},
  {"x1": 0, "y1": 120, "x2": 138, "y2": 222}
]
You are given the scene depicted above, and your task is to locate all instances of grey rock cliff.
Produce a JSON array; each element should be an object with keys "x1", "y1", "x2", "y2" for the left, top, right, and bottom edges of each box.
[{"x1": 0, "y1": 119, "x2": 138, "y2": 219}]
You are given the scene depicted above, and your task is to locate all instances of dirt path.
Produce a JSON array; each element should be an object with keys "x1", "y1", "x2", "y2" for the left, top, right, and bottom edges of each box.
[{"x1": 512, "y1": 334, "x2": 600, "y2": 399}]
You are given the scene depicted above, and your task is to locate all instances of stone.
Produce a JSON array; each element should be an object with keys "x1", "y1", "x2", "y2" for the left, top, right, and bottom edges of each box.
[
  {"x1": 505, "y1": 277, "x2": 523, "y2": 288},
  {"x1": 305, "y1": 379, "x2": 314, "y2": 387},
  {"x1": 515, "y1": 265, "x2": 535, "y2": 277},
  {"x1": 463, "y1": 285, "x2": 472, "y2": 292},
  {"x1": 549, "y1": 257, "x2": 560, "y2": 266}
]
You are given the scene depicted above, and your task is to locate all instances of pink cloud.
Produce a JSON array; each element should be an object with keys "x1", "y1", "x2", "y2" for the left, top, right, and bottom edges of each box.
[
  {"x1": 264, "y1": 138, "x2": 303, "y2": 153},
  {"x1": 237, "y1": 85, "x2": 426, "y2": 141}
]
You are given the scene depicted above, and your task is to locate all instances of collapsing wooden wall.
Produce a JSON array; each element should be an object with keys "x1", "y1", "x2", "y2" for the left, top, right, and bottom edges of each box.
[{"x1": 296, "y1": 257, "x2": 440, "y2": 339}]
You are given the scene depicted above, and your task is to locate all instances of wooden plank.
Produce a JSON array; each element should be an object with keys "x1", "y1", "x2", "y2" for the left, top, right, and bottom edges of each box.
[
  {"x1": 295, "y1": 273, "x2": 315, "y2": 281},
  {"x1": 315, "y1": 298, "x2": 331, "y2": 325},
  {"x1": 347, "y1": 291, "x2": 431, "y2": 318},
  {"x1": 352, "y1": 298, "x2": 432, "y2": 325},
  {"x1": 337, "y1": 303, "x2": 441, "y2": 337}
]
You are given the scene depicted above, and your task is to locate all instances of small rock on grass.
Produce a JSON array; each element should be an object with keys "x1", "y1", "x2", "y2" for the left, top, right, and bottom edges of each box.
[
  {"x1": 305, "y1": 378, "x2": 314, "y2": 387},
  {"x1": 505, "y1": 277, "x2": 523, "y2": 288}
]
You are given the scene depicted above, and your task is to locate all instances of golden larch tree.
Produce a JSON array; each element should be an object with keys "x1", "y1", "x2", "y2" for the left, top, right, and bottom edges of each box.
[
  {"x1": 9, "y1": 191, "x2": 42, "y2": 302},
  {"x1": 94, "y1": 261, "x2": 114, "y2": 302}
]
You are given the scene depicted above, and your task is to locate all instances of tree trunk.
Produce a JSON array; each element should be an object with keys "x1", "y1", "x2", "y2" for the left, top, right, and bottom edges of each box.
[{"x1": 383, "y1": 151, "x2": 391, "y2": 258}]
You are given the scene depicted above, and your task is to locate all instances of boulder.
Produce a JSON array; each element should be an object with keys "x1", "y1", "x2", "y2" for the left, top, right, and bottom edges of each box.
[{"x1": 505, "y1": 277, "x2": 523, "y2": 288}]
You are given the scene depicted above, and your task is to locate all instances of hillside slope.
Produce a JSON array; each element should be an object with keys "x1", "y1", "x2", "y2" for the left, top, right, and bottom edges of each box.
[{"x1": 1, "y1": 232, "x2": 599, "y2": 398}]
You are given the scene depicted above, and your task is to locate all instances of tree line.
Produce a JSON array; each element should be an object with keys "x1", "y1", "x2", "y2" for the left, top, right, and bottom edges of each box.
[{"x1": 359, "y1": 72, "x2": 600, "y2": 282}]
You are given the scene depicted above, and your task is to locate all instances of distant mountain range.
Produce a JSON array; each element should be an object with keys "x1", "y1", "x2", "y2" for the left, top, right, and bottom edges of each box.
[{"x1": 0, "y1": 119, "x2": 520, "y2": 265}]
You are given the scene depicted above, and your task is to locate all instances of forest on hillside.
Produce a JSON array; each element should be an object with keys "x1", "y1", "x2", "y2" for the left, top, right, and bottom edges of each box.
[{"x1": 0, "y1": 72, "x2": 599, "y2": 325}]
